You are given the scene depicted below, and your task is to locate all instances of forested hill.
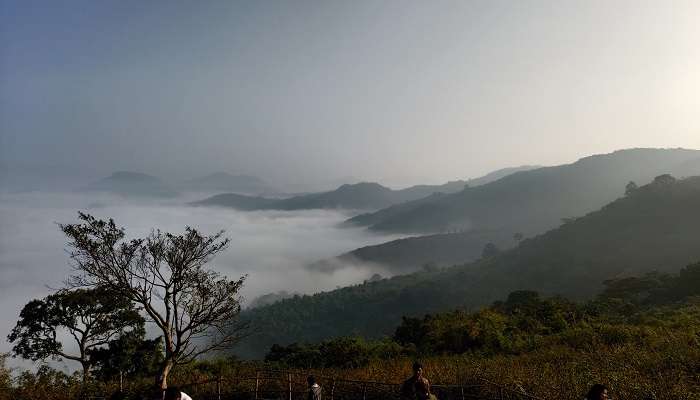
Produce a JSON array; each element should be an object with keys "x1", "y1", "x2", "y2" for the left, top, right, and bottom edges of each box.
[
  {"x1": 347, "y1": 148, "x2": 700, "y2": 233},
  {"x1": 309, "y1": 230, "x2": 515, "y2": 274},
  {"x1": 237, "y1": 175, "x2": 700, "y2": 358}
]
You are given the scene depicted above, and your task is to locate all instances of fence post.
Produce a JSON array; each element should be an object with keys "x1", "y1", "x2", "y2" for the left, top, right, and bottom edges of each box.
[
  {"x1": 217, "y1": 375, "x2": 221, "y2": 400},
  {"x1": 331, "y1": 379, "x2": 335, "y2": 400},
  {"x1": 288, "y1": 373, "x2": 292, "y2": 400},
  {"x1": 461, "y1": 386, "x2": 465, "y2": 400},
  {"x1": 362, "y1": 383, "x2": 367, "y2": 400},
  {"x1": 255, "y1": 371, "x2": 260, "y2": 400}
]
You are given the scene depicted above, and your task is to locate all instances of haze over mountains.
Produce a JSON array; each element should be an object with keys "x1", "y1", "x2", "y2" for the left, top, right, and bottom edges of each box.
[
  {"x1": 348, "y1": 148, "x2": 700, "y2": 234},
  {"x1": 81, "y1": 171, "x2": 279, "y2": 198},
  {"x1": 238, "y1": 173, "x2": 700, "y2": 357},
  {"x1": 82, "y1": 171, "x2": 179, "y2": 198}
]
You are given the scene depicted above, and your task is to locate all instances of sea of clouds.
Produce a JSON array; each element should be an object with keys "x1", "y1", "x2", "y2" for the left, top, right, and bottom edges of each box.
[{"x1": 0, "y1": 191, "x2": 404, "y2": 372}]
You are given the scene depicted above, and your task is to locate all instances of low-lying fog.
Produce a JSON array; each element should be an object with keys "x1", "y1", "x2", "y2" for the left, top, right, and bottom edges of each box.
[{"x1": 0, "y1": 191, "x2": 404, "y2": 370}]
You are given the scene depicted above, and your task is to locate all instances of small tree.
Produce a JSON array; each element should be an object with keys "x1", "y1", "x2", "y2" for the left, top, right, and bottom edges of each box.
[
  {"x1": 7, "y1": 287, "x2": 143, "y2": 381},
  {"x1": 89, "y1": 331, "x2": 163, "y2": 388},
  {"x1": 481, "y1": 242, "x2": 501, "y2": 259},
  {"x1": 61, "y1": 212, "x2": 247, "y2": 390}
]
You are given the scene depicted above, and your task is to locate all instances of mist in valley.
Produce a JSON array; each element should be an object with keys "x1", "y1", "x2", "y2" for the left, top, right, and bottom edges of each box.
[{"x1": 0, "y1": 189, "x2": 404, "y2": 370}]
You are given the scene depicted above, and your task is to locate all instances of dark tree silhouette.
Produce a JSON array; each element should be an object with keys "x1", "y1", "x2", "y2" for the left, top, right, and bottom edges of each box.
[
  {"x1": 61, "y1": 212, "x2": 247, "y2": 390},
  {"x1": 7, "y1": 287, "x2": 143, "y2": 381}
]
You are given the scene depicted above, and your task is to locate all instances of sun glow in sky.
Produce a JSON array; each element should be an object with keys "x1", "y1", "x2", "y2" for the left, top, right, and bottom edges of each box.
[{"x1": 2, "y1": 0, "x2": 700, "y2": 187}]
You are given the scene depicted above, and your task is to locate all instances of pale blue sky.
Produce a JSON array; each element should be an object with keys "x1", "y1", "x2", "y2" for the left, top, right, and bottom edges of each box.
[{"x1": 2, "y1": 0, "x2": 700, "y2": 187}]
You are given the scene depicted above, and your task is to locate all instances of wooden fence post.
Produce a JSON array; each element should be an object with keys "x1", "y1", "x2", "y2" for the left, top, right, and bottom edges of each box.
[
  {"x1": 255, "y1": 371, "x2": 260, "y2": 400},
  {"x1": 330, "y1": 379, "x2": 335, "y2": 400},
  {"x1": 217, "y1": 375, "x2": 221, "y2": 400},
  {"x1": 461, "y1": 385, "x2": 465, "y2": 400},
  {"x1": 362, "y1": 383, "x2": 367, "y2": 400},
  {"x1": 288, "y1": 373, "x2": 292, "y2": 400}
]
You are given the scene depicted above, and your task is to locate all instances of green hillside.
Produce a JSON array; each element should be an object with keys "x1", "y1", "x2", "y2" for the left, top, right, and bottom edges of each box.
[
  {"x1": 348, "y1": 148, "x2": 700, "y2": 233},
  {"x1": 237, "y1": 175, "x2": 700, "y2": 358}
]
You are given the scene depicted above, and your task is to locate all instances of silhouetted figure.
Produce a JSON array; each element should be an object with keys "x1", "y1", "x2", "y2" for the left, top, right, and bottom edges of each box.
[
  {"x1": 164, "y1": 387, "x2": 193, "y2": 400},
  {"x1": 307, "y1": 375, "x2": 322, "y2": 400},
  {"x1": 400, "y1": 362, "x2": 434, "y2": 400},
  {"x1": 585, "y1": 384, "x2": 609, "y2": 400}
]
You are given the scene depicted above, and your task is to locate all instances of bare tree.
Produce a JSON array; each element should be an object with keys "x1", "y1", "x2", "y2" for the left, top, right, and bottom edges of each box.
[{"x1": 61, "y1": 212, "x2": 247, "y2": 390}]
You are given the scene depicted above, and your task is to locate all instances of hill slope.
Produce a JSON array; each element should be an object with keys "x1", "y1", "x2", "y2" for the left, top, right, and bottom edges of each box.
[
  {"x1": 348, "y1": 148, "x2": 700, "y2": 234},
  {"x1": 309, "y1": 230, "x2": 515, "y2": 274},
  {"x1": 237, "y1": 175, "x2": 700, "y2": 358},
  {"x1": 82, "y1": 171, "x2": 178, "y2": 198}
]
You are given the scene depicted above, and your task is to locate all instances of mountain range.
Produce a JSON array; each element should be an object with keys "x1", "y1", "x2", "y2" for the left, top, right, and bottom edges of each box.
[
  {"x1": 237, "y1": 172, "x2": 700, "y2": 358},
  {"x1": 347, "y1": 148, "x2": 700, "y2": 234},
  {"x1": 192, "y1": 166, "x2": 539, "y2": 212}
]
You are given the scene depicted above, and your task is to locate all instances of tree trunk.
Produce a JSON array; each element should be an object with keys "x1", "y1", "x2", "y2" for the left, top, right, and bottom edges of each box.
[
  {"x1": 81, "y1": 361, "x2": 91, "y2": 384},
  {"x1": 160, "y1": 360, "x2": 175, "y2": 391}
]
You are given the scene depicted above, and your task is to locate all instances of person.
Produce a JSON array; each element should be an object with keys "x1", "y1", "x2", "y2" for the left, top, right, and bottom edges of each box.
[
  {"x1": 400, "y1": 362, "x2": 435, "y2": 400},
  {"x1": 163, "y1": 387, "x2": 193, "y2": 400},
  {"x1": 585, "y1": 384, "x2": 609, "y2": 400},
  {"x1": 307, "y1": 375, "x2": 322, "y2": 400}
]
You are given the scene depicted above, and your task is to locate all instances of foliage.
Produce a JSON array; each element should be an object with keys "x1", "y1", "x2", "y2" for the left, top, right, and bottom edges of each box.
[
  {"x1": 88, "y1": 331, "x2": 164, "y2": 381},
  {"x1": 265, "y1": 337, "x2": 404, "y2": 369},
  {"x1": 60, "y1": 212, "x2": 248, "y2": 388},
  {"x1": 7, "y1": 287, "x2": 143, "y2": 380}
]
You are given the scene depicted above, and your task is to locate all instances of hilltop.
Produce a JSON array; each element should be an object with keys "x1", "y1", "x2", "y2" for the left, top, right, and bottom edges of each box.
[
  {"x1": 238, "y1": 174, "x2": 700, "y2": 357},
  {"x1": 348, "y1": 148, "x2": 700, "y2": 233}
]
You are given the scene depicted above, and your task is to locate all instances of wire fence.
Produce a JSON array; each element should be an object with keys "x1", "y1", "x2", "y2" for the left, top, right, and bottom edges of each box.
[{"x1": 173, "y1": 369, "x2": 543, "y2": 400}]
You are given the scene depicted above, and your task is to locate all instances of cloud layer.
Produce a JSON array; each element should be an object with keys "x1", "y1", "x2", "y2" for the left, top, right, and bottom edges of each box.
[{"x1": 0, "y1": 191, "x2": 402, "y2": 371}]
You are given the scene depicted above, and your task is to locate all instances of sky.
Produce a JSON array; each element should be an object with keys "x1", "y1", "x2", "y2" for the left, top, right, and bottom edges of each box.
[{"x1": 2, "y1": 0, "x2": 700, "y2": 189}]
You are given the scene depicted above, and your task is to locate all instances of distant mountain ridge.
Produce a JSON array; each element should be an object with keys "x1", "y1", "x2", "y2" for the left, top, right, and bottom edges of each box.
[
  {"x1": 348, "y1": 148, "x2": 700, "y2": 234},
  {"x1": 192, "y1": 181, "x2": 468, "y2": 211},
  {"x1": 82, "y1": 171, "x2": 178, "y2": 198},
  {"x1": 192, "y1": 166, "x2": 539, "y2": 212},
  {"x1": 238, "y1": 174, "x2": 700, "y2": 358}
]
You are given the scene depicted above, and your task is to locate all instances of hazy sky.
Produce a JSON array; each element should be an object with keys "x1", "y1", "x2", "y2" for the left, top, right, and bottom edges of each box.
[{"x1": 2, "y1": 0, "x2": 700, "y2": 187}]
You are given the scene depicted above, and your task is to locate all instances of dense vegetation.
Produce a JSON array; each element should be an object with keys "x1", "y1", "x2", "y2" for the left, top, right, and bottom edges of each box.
[
  {"x1": 348, "y1": 148, "x2": 700, "y2": 233},
  {"x1": 239, "y1": 175, "x2": 700, "y2": 357},
  {"x1": 4, "y1": 265, "x2": 699, "y2": 399}
]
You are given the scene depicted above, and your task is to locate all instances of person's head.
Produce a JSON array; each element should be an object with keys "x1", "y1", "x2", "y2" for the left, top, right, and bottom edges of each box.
[
  {"x1": 163, "y1": 387, "x2": 182, "y2": 400},
  {"x1": 307, "y1": 375, "x2": 316, "y2": 387},
  {"x1": 412, "y1": 362, "x2": 423, "y2": 378},
  {"x1": 586, "y1": 384, "x2": 608, "y2": 400}
]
